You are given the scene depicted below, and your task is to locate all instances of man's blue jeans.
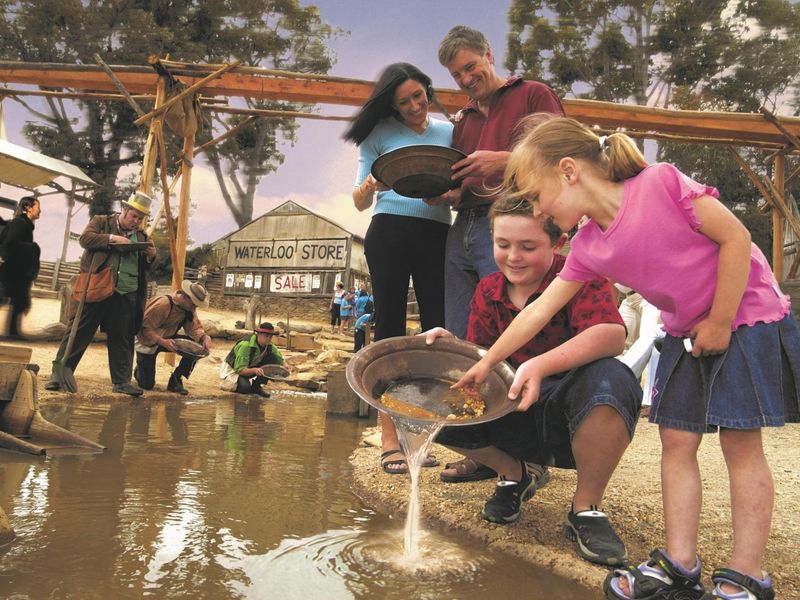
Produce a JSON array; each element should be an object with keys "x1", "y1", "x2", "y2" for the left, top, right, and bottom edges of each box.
[{"x1": 444, "y1": 206, "x2": 499, "y2": 339}]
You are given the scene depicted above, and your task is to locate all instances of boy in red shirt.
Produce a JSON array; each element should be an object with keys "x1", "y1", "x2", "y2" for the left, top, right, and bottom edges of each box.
[{"x1": 426, "y1": 195, "x2": 641, "y2": 566}]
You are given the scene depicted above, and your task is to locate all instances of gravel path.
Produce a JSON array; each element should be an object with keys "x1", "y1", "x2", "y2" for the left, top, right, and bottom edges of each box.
[{"x1": 350, "y1": 421, "x2": 799, "y2": 598}]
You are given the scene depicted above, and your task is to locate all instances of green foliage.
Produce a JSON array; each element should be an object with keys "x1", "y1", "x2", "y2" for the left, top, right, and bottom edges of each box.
[
  {"x1": 186, "y1": 243, "x2": 216, "y2": 269},
  {"x1": 505, "y1": 0, "x2": 800, "y2": 254},
  {"x1": 0, "y1": 0, "x2": 338, "y2": 221}
]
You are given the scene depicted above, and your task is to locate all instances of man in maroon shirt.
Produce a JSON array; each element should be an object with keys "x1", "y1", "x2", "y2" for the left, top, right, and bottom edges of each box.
[
  {"x1": 426, "y1": 197, "x2": 642, "y2": 567},
  {"x1": 429, "y1": 25, "x2": 565, "y2": 340}
]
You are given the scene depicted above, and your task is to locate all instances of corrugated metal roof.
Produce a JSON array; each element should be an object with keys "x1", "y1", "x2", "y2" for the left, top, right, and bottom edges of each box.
[{"x1": 0, "y1": 139, "x2": 96, "y2": 188}]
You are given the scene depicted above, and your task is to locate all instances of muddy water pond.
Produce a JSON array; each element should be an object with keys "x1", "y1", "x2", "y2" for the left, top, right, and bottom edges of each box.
[{"x1": 0, "y1": 393, "x2": 592, "y2": 599}]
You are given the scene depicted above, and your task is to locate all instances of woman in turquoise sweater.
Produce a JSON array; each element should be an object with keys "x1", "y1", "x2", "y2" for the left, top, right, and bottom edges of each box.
[{"x1": 344, "y1": 63, "x2": 450, "y2": 474}]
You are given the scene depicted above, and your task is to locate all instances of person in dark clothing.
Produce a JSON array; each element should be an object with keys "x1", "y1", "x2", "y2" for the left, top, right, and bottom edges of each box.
[
  {"x1": 45, "y1": 192, "x2": 156, "y2": 396},
  {"x1": 0, "y1": 196, "x2": 41, "y2": 339}
]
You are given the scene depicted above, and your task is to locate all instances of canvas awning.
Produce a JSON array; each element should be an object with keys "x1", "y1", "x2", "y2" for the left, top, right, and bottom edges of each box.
[{"x1": 0, "y1": 138, "x2": 96, "y2": 189}]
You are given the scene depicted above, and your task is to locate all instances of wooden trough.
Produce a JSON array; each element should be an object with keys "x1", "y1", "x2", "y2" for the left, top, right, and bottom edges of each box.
[{"x1": 0, "y1": 344, "x2": 105, "y2": 456}]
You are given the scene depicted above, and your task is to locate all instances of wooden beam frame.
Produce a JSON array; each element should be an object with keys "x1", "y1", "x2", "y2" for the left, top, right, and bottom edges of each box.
[
  {"x1": 2, "y1": 61, "x2": 800, "y2": 147},
  {"x1": 132, "y1": 59, "x2": 241, "y2": 126},
  {"x1": 93, "y1": 53, "x2": 146, "y2": 117}
]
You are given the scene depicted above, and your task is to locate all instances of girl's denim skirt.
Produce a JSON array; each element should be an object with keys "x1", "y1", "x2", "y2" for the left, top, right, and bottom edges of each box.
[{"x1": 649, "y1": 313, "x2": 800, "y2": 433}]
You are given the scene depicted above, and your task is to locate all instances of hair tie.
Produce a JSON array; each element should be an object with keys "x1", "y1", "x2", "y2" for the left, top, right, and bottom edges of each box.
[{"x1": 598, "y1": 135, "x2": 608, "y2": 150}]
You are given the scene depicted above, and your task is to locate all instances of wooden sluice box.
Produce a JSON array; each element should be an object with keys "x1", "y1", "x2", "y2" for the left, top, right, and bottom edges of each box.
[{"x1": 0, "y1": 344, "x2": 105, "y2": 456}]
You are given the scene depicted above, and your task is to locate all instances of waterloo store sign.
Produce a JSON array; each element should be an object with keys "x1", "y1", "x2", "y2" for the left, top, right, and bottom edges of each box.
[{"x1": 227, "y1": 238, "x2": 347, "y2": 269}]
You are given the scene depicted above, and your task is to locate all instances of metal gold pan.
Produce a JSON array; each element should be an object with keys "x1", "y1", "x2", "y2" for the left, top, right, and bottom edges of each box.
[
  {"x1": 371, "y1": 145, "x2": 466, "y2": 198},
  {"x1": 346, "y1": 336, "x2": 518, "y2": 425}
]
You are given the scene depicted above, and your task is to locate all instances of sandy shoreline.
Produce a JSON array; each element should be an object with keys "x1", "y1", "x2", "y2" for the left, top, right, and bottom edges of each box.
[{"x1": 4, "y1": 298, "x2": 799, "y2": 598}]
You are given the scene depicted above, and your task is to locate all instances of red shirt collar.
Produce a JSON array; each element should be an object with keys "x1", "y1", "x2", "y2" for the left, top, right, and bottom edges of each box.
[
  {"x1": 490, "y1": 254, "x2": 565, "y2": 308},
  {"x1": 460, "y1": 75, "x2": 524, "y2": 114}
]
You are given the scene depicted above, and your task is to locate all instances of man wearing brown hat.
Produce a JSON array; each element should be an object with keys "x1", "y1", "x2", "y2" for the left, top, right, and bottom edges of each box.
[
  {"x1": 220, "y1": 322, "x2": 285, "y2": 397},
  {"x1": 45, "y1": 191, "x2": 157, "y2": 396},
  {"x1": 134, "y1": 280, "x2": 212, "y2": 395}
]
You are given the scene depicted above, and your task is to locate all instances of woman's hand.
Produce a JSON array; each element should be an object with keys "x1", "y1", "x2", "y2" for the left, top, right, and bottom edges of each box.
[
  {"x1": 353, "y1": 175, "x2": 387, "y2": 211},
  {"x1": 689, "y1": 316, "x2": 732, "y2": 357},
  {"x1": 369, "y1": 175, "x2": 389, "y2": 192},
  {"x1": 509, "y1": 358, "x2": 544, "y2": 411},
  {"x1": 420, "y1": 326, "x2": 453, "y2": 344}
]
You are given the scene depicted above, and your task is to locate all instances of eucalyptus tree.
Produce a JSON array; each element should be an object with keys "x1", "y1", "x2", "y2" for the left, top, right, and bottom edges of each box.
[
  {"x1": 0, "y1": 0, "x2": 337, "y2": 220},
  {"x1": 505, "y1": 0, "x2": 800, "y2": 256}
]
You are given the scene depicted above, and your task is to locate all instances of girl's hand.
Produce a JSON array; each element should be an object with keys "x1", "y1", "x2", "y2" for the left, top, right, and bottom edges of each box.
[
  {"x1": 689, "y1": 316, "x2": 732, "y2": 357},
  {"x1": 509, "y1": 358, "x2": 543, "y2": 411},
  {"x1": 453, "y1": 358, "x2": 492, "y2": 390}
]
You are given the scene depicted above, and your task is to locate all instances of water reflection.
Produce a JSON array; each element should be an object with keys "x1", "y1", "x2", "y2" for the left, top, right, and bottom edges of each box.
[{"x1": 0, "y1": 394, "x2": 594, "y2": 599}]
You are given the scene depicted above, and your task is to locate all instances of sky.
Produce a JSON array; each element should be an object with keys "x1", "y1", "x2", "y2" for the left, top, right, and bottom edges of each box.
[{"x1": 0, "y1": 1, "x2": 514, "y2": 262}]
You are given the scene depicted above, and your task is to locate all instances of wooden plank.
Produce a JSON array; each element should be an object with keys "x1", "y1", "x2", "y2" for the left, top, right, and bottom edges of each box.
[
  {"x1": 0, "y1": 87, "x2": 155, "y2": 102},
  {"x1": 204, "y1": 105, "x2": 351, "y2": 122},
  {"x1": 0, "y1": 346, "x2": 32, "y2": 365},
  {"x1": 2, "y1": 64, "x2": 800, "y2": 146}
]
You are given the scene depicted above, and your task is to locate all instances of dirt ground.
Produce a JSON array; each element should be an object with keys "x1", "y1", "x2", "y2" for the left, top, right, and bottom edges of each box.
[{"x1": 4, "y1": 297, "x2": 799, "y2": 599}]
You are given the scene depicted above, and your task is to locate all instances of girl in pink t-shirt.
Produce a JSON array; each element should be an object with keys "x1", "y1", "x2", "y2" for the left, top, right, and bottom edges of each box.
[{"x1": 459, "y1": 117, "x2": 798, "y2": 600}]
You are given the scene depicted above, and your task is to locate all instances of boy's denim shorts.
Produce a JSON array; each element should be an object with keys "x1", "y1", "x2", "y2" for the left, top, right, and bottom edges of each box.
[
  {"x1": 436, "y1": 358, "x2": 643, "y2": 469},
  {"x1": 649, "y1": 313, "x2": 800, "y2": 433}
]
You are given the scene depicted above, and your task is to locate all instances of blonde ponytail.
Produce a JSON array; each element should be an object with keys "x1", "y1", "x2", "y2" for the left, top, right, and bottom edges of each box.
[{"x1": 503, "y1": 118, "x2": 648, "y2": 199}]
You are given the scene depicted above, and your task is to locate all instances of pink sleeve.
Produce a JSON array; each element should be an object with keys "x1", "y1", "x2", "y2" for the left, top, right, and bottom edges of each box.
[
  {"x1": 557, "y1": 228, "x2": 600, "y2": 283},
  {"x1": 660, "y1": 163, "x2": 719, "y2": 231}
]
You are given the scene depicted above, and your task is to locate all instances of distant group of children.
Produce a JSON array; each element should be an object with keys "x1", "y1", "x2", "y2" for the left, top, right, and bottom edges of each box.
[{"x1": 330, "y1": 282, "x2": 374, "y2": 337}]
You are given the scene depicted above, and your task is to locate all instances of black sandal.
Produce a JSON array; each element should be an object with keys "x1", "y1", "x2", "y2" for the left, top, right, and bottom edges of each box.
[
  {"x1": 380, "y1": 450, "x2": 408, "y2": 475},
  {"x1": 604, "y1": 548, "x2": 704, "y2": 599},
  {"x1": 707, "y1": 568, "x2": 774, "y2": 600}
]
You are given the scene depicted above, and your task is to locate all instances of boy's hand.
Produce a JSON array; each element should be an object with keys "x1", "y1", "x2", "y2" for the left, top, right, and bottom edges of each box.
[
  {"x1": 509, "y1": 358, "x2": 544, "y2": 410},
  {"x1": 689, "y1": 316, "x2": 732, "y2": 357},
  {"x1": 421, "y1": 327, "x2": 453, "y2": 344}
]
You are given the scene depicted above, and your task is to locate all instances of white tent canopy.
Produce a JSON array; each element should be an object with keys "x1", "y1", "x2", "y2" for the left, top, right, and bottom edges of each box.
[{"x1": 0, "y1": 138, "x2": 96, "y2": 189}]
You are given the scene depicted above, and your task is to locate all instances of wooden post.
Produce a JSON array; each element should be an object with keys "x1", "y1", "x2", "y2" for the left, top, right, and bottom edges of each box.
[
  {"x1": 172, "y1": 133, "x2": 194, "y2": 288},
  {"x1": 343, "y1": 234, "x2": 352, "y2": 289},
  {"x1": 774, "y1": 156, "x2": 785, "y2": 281},
  {"x1": 139, "y1": 76, "x2": 167, "y2": 195},
  {"x1": 53, "y1": 181, "x2": 76, "y2": 291},
  {"x1": 155, "y1": 127, "x2": 179, "y2": 269}
]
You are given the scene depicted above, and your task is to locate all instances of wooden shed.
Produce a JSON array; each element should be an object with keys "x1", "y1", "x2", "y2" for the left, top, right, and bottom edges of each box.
[{"x1": 211, "y1": 200, "x2": 368, "y2": 311}]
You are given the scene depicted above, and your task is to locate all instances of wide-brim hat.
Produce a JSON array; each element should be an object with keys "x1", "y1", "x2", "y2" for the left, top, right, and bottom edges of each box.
[
  {"x1": 122, "y1": 191, "x2": 153, "y2": 216},
  {"x1": 181, "y1": 280, "x2": 210, "y2": 308},
  {"x1": 255, "y1": 322, "x2": 277, "y2": 335}
]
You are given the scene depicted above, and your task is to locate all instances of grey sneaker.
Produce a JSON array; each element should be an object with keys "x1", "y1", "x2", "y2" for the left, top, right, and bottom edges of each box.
[{"x1": 563, "y1": 508, "x2": 627, "y2": 566}]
